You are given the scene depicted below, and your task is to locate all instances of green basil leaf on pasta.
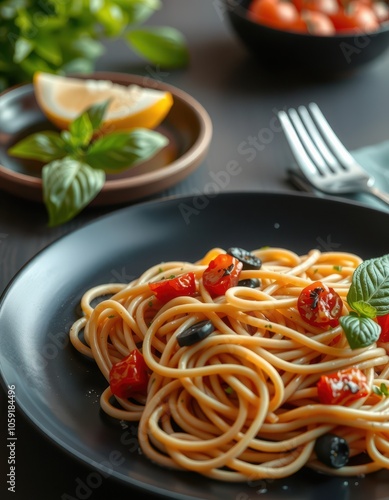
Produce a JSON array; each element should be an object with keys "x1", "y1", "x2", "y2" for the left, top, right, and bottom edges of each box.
[
  {"x1": 340, "y1": 315, "x2": 381, "y2": 350},
  {"x1": 84, "y1": 128, "x2": 168, "y2": 172},
  {"x1": 347, "y1": 255, "x2": 389, "y2": 316},
  {"x1": 8, "y1": 131, "x2": 67, "y2": 162},
  {"x1": 349, "y1": 300, "x2": 377, "y2": 319},
  {"x1": 42, "y1": 157, "x2": 105, "y2": 227}
]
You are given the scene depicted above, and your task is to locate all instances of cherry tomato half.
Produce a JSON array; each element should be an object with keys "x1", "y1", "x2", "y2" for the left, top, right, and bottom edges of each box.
[
  {"x1": 378, "y1": 313, "x2": 389, "y2": 342},
  {"x1": 317, "y1": 367, "x2": 369, "y2": 405},
  {"x1": 202, "y1": 254, "x2": 243, "y2": 297},
  {"x1": 297, "y1": 281, "x2": 343, "y2": 328},
  {"x1": 149, "y1": 272, "x2": 196, "y2": 304},
  {"x1": 109, "y1": 349, "x2": 149, "y2": 399}
]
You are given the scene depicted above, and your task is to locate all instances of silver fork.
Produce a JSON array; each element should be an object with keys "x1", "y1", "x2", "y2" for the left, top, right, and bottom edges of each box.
[{"x1": 278, "y1": 103, "x2": 389, "y2": 207}]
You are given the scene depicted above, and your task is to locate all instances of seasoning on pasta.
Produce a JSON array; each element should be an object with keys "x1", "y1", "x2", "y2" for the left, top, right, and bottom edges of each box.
[{"x1": 69, "y1": 247, "x2": 389, "y2": 481}]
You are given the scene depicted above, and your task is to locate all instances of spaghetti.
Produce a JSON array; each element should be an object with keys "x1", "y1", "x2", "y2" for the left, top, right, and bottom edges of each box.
[{"x1": 69, "y1": 247, "x2": 389, "y2": 481}]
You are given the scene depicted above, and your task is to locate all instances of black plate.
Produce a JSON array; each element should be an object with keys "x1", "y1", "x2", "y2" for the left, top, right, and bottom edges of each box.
[{"x1": 1, "y1": 192, "x2": 389, "y2": 500}]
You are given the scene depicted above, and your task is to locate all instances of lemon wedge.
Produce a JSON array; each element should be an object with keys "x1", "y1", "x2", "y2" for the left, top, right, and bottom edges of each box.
[{"x1": 33, "y1": 72, "x2": 174, "y2": 132}]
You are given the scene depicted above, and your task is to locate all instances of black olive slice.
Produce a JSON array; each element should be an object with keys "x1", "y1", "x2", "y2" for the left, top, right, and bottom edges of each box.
[
  {"x1": 314, "y1": 433, "x2": 349, "y2": 469},
  {"x1": 238, "y1": 278, "x2": 261, "y2": 288},
  {"x1": 177, "y1": 320, "x2": 215, "y2": 347},
  {"x1": 227, "y1": 247, "x2": 262, "y2": 270}
]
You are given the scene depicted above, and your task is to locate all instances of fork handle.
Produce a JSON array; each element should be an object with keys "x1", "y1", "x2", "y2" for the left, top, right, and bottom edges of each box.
[{"x1": 367, "y1": 186, "x2": 389, "y2": 208}]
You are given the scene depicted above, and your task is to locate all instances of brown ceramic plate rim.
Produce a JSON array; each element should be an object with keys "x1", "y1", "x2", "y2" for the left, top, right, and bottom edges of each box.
[{"x1": 0, "y1": 72, "x2": 213, "y2": 205}]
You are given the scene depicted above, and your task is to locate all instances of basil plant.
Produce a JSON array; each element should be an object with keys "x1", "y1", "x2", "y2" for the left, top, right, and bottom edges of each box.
[{"x1": 0, "y1": 0, "x2": 189, "y2": 91}]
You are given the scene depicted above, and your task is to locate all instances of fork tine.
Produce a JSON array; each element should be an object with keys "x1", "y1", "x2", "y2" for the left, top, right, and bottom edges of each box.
[
  {"x1": 308, "y1": 102, "x2": 357, "y2": 168},
  {"x1": 287, "y1": 108, "x2": 328, "y2": 175},
  {"x1": 297, "y1": 106, "x2": 340, "y2": 172},
  {"x1": 278, "y1": 110, "x2": 320, "y2": 178}
]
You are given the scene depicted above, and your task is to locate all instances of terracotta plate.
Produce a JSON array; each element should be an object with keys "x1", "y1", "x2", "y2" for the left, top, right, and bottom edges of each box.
[{"x1": 0, "y1": 72, "x2": 212, "y2": 205}]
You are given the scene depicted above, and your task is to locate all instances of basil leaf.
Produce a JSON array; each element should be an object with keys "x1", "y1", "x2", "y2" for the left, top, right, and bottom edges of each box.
[
  {"x1": 8, "y1": 132, "x2": 67, "y2": 162},
  {"x1": 69, "y1": 112, "x2": 94, "y2": 147},
  {"x1": 349, "y1": 300, "x2": 377, "y2": 319},
  {"x1": 86, "y1": 99, "x2": 111, "y2": 131},
  {"x1": 71, "y1": 38, "x2": 105, "y2": 60},
  {"x1": 340, "y1": 315, "x2": 381, "y2": 350},
  {"x1": 347, "y1": 255, "x2": 389, "y2": 316},
  {"x1": 13, "y1": 37, "x2": 34, "y2": 64},
  {"x1": 61, "y1": 57, "x2": 96, "y2": 75},
  {"x1": 114, "y1": 0, "x2": 161, "y2": 24},
  {"x1": 34, "y1": 35, "x2": 62, "y2": 66},
  {"x1": 84, "y1": 129, "x2": 168, "y2": 172},
  {"x1": 126, "y1": 27, "x2": 189, "y2": 68},
  {"x1": 42, "y1": 158, "x2": 105, "y2": 227},
  {"x1": 95, "y1": 2, "x2": 127, "y2": 36}
]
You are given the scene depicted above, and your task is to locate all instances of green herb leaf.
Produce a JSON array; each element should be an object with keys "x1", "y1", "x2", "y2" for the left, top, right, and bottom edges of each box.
[
  {"x1": 34, "y1": 36, "x2": 62, "y2": 66},
  {"x1": 71, "y1": 38, "x2": 105, "y2": 60},
  {"x1": 84, "y1": 128, "x2": 168, "y2": 172},
  {"x1": 126, "y1": 27, "x2": 189, "y2": 68},
  {"x1": 117, "y1": 0, "x2": 161, "y2": 24},
  {"x1": 347, "y1": 255, "x2": 389, "y2": 317},
  {"x1": 8, "y1": 132, "x2": 67, "y2": 162},
  {"x1": 381, "y1": 383, "x2": 389, "y2": 396},
  {"x1": 13, "y1": 37, "x2": 34, "y2": 64},
  {"x1": 69, "y1": 113, "x2": 94, "y2": 148},
  {"x1": 86, "y1": 99, "x2": 111, "y2": 131},
  {"x1": 339, "y1": 315, "x2": 381, "y2": 350},
  {"x1": 348, "y1": 300, "x2": 377, "y2": 319},
  {"x1": 373, "y1": 383, "x2": 389, "y2": 397},
  {"x1": 95, "y1": 2, "x2": 127, "y2": 36},
  {"x1": 42, "y1": 158, "x2": 105, "y2": 227}
]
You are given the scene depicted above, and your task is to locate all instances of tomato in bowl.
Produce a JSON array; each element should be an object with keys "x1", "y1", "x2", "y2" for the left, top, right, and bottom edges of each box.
[{"x1": 225, "y1": 0, "x2": 389, "y2": 73}]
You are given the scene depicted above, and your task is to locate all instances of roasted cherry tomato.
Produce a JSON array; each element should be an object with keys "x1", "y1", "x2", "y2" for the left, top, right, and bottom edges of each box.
[
  {"x1": 149, "y1": 272, "x2": 196, "y2": 304},
  {"x1": 297, "y1": 281, "x2": 343, "y2": 328},
  {"x1": 299, "y1": 0, "x2": 338, "y2": 15},
  {"x1": 248, "y1": 0, "x2": 300, "y2": 30},
  {"x1": 301, "y1": 10, "x2": 336, "y2": 34},
  {"x1": 329, "y1": 2, "x2": 379, "y2": 32},
  {"x1": 378, "y1": 313, "x2": 389, "y2": 342},
  {"x1": 202, "y1": 254, "x2": 243, "y2": 297},
  {"x1": 317, "y1": 367, "x2": 369, "y2": 405},
  {"x1": 109, "y1": 349, "x2": 149, "y2": 399},
  {"x1": 372, "y1": 1, "x2": 389, "y2": 23}
]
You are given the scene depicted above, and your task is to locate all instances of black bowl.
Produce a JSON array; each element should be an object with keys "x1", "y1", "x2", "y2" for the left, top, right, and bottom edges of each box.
[{"x1": 225, "y1": 0, "x2": 389, "y2": 74}]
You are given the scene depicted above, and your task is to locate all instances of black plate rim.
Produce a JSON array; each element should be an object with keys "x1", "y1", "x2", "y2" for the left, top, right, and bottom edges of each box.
[{"x1": 1, "y1": 190, "x2": 388, "y2": 500}]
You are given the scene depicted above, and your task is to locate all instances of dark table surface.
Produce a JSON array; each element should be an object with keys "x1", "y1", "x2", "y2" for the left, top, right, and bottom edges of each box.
[{"x1": 1, "y1": 1, "x2": 389, "y2": 499}]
